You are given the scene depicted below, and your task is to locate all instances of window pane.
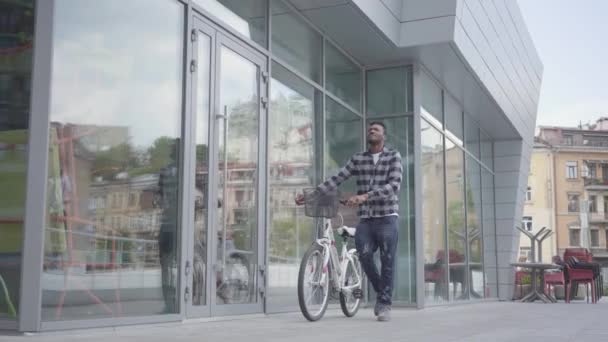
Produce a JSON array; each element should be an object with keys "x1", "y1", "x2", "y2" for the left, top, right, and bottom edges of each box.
[
  {"x1": 194, "y1": 0, "x2": 267, "y2": 47},
  {"x1": 480, "y1": 131, "x2": 492, "y2": 170},
  {"x1": 445, "y1": 139, "x2": 466, "y2": 301},
  {"x1": 325, "y1": 43, "x2": 361, "y2": 111},
  {"x1": 271, "y1": 0, "x2": 322, "y2": 83},
  {"x1": 368, "y1": 117, "x2": 415, "y2": 303},
  {"x1": 481, "y1": 170, "x2": 497, "y2": 298},
  {"x1": 0, "y1": 0, "x2": 34, "y2": 320},
  {"x1": 568, "y1": 194, "x2": 579, "y2": 212},
  {"x1": 421, "y1": 119, "x2": 447, "y2": 304},
  {"x1": 267, "y1": 62, "x2": 321, "y2": 310},
  {"x1": 569, "y1": 229, "x2": 580, "y2": 246},
  {"x1": 466, "y1": 156, "x2": 483, "y2": 299},
  {"x1": 419, "y1": 71, "x2": 442, "y2": 127},
  {"x1": 366, "y1": 66, "x2": 411, "y2": 116},
  {"x1": 444, "y1": 94, "x2": 463, "y2": 143},
  {"x1": 43, "y1": 0, "x2": 184, "y2": 320},
  {"x1": 464, "y1": 113, "x2": 480, "y2": 159},
  {"x1": 325, "y1": 97, "x2": 362, "y2": 195},
  {"x1": 591, "y1": 230, "x2": 599, "y2": 247}
]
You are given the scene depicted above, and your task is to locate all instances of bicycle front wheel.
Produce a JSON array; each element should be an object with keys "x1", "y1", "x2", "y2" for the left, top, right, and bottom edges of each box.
[
  {"x1": 298, "y1": 243, "x2": 330, "y2": 321},
  {"x1": 340, "y1": 254, "x2": 362, "y2": 317}
]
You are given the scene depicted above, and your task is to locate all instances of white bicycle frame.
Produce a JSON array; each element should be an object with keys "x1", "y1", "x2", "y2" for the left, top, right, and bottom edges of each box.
[{"x1": 315, "y1": 214, "x2": 362, "y2": 294}]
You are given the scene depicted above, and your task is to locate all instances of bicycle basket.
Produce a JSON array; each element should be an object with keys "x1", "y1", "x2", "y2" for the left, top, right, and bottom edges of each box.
[{"x1": 303, "y1": 188, "x2": 338, "y2": 218}]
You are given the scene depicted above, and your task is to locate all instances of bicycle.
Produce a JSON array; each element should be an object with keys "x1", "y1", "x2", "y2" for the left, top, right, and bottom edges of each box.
[{"x1": 297, "y1": 189, "x2": 364, "y2": 321}]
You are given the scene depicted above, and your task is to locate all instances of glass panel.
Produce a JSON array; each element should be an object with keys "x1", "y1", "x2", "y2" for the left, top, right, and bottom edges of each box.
[
  {"x1": 369, "y1": 117, "x2": 415, "y2": 303},
  {"x1": 43, "y1": 0, "x2": 184, "y2": 321},
  {"x1": 325, "y1": 97, "x2": 362, "y2": 205},
  {"x1": 324, "y1": 42, "x2": 361, "y2": 111},
  {"x1": 480, "y1": 130, "x2": 492, "y2": 170},
  {"x1": 193, "y1": 0, "x2": 267, "y2": 48},
  {"x1": 419, "y1": 71, "x2": 442, "y2": 128},
  {"x1": 465, "y1": 156, "x2": 483, "y2": 299},
  {"x1": 421, "y1": 119, "x2": 447, "y2": 304},
  {"x1": 464, "y1": 113, "x2": 480, "y2": 159},
  {"x1": 445, "y1": 138, "x2": 466, "y2": 301},
  {"x1": 192, "y1": 30, "x2": 212, "y2": 307},
  {"x1": 0, "y1": 0, "x2": 35, "y2": 321},
  {"x1": 267, "y1": 62, "x2": 321, "y2": 310},
  {"x1": 444, "y1": 94, "x2": 463, "y2": 144},
  {"x1": 481, "y1": 170, "x2": 497, "y2": 298},
  {"x1": 366, "y1": 67, "x2": 411, "y2": 117},
  {"x1": 216, "y1": 46, "x2": 259, "y2": 305},
  {"x1": 270, "y1": 0, "x2": 322, "y2": 83}
]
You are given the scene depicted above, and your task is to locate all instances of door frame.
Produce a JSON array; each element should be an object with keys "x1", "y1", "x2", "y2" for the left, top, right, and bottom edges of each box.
[{"x1": 183, "y1": 14, "x2": 267, "y2": 319}]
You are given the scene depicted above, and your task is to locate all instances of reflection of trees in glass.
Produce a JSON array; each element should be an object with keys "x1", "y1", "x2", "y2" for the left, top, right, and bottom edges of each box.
[
  {"x1": 269, "y1": 216, "x2": 313, "y2": 259},
  {"x1": 91, "y1": 136, "x2": 178, "y2": 179}
]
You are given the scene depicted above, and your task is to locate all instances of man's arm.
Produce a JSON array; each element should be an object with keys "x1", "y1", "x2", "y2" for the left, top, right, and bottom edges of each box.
[
  {"x1": 367, "y1": 152, "x2": 402, "y2": 200},
  {"x1": 317, "y1": 156, "x2": 356, "y2": 194}
]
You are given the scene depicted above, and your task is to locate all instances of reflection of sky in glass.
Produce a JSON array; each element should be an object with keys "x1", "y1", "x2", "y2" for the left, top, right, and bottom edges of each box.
[
  {"x1": 193, "y1": 0, "x2": 250, "y2": 37},
  {"x1": 50, "y1": 0, "x2": 183, "y2": 148}
]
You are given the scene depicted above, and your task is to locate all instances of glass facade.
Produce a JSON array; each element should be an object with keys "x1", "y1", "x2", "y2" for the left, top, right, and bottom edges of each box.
[
  {"x1": 445, "y1": 138, "x2": 466, "y2": 301},
  {"x1": 324, "y1": 42, "x2": 361, "y2": 111},
  {"x1": 419, "y1": 70, "x2": 443, "y2": 128},
  {"x1": 366, "y1": 66, "x2": 412, "y2": 116},
  {"x1": 0, "y1": 0, "x2": 505, "y2": 330},
  {"x1": 0, "y1": 0, "x2": 35, "y2": 321},
  {"x1": 267, "y1": 62, "x2": 321, "y2": 310},
  {"x1": 419, "y1": 70, "x2": 496, "y2": 304},
  {"x1": 42, "y1": 0, "x2": 185, "y2": 320},
  {"x1": 365, "y1": 67, "x2": 415, "y2": 303},
  {"x1": 421, "y1": 120, "x2": 446, "y2": 303},
  {"x1": 270, "y1": 0, "x2": 322, "y2": 84},
  {"x1": 444, "y1": 93, "x2": 463, "y2": 144}
]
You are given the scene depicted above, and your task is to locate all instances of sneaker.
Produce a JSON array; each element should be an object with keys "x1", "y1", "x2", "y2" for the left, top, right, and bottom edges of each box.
[
  {"x1": 374, "y1": 302, "x2": 383, "y2": 316},
  {"x1": 376, "y1": 305, "x2": 391, "y2": 322}
]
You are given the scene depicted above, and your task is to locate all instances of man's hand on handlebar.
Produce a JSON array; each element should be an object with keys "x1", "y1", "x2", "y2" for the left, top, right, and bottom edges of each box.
[
  {"x1": 346, "y1": 194, "x2": 368, "y2": 207},
  {"x1": 295, "y1": 193, "x2": 305, "y2": 206}
]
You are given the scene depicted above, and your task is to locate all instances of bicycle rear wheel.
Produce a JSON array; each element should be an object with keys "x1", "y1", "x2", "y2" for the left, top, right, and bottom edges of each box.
[
  {"x1": 340, "y1": 254, "x2": 362, "y2": 317},
  {"x1": 298, "y1": 243, "x2": 330, "y2": 321}
]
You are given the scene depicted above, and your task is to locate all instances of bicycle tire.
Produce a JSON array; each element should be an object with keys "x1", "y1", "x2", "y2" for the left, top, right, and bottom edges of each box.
[
  {"x1": 298, "y1": 243, "x2": 330, "y2": 321},
  {"x1": 339, "y1": 254, "x2": 362, "y2": 317}
]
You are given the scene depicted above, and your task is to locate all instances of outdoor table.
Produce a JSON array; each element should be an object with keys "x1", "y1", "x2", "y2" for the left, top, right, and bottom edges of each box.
[{"x1": 511, "y1": 262, "x2": 562, "y2": 303}]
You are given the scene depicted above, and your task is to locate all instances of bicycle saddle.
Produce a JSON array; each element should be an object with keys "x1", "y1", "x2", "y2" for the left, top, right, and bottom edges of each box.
[{"x1": 337, "y1": 226, "x2": 356, "y2": 238}]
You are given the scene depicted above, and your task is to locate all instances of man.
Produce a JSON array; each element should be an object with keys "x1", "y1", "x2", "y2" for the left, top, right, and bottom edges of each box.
[{"x1": 296, "y1": 122, "x2": 403, "y2": 322}]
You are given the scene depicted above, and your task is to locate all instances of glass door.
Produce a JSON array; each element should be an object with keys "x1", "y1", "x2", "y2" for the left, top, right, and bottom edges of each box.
[{"x1": 185, "y1": 16, "x2": 266, "y2": 318}]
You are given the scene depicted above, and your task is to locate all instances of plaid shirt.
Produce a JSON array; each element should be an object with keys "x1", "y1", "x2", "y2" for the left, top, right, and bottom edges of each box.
[{"x1": 318, "y1": 146, "x2": 403, "y2": 218}]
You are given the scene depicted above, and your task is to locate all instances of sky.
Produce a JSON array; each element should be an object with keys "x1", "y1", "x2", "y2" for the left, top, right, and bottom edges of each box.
[{"x1": 518, "y1": 0, "x2": 608, "y2": 128}]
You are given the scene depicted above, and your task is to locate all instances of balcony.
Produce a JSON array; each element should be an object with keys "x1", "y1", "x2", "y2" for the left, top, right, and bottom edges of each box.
[
  {"x1": 583, "y1": 177, "x2": 608, "y2": 189},
  {"x1": 588, "y1": 212, "x2": 608, "y2": 223}
]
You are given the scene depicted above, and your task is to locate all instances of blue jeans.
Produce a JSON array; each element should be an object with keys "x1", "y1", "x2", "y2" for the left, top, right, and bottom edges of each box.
[{"x1": 355, "y1": 216, "x2": 399, "y2": 305}]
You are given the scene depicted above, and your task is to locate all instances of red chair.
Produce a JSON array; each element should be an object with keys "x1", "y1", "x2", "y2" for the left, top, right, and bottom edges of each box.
[
  {"x1": 565, "y1": 260, "x2": 597, "y2": 304},
  {"x1": 544, "y1": 256, "x2": 565, "y2": 299}
]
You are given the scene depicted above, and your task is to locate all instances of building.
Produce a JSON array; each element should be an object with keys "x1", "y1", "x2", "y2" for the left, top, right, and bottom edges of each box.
[
  {"x1": 0, "y1": 0, "x2": 542, "y2": 332},
  {"x1": 524, "y1": 122, "x2": 608, "y2": 271},
  {"x1": 519, "y1": 139, "x2": 556, "y2": 263}
]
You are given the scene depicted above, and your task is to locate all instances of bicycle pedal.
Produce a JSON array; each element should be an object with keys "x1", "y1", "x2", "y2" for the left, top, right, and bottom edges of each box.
[{"x1": 352, "y1": 288, "x2": 363, "y2": 299}]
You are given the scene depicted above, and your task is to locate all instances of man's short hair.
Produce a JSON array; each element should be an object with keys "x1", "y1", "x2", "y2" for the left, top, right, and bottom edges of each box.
[{"x1": 368, "y1": 121, "x2": 386, "y2": 135}]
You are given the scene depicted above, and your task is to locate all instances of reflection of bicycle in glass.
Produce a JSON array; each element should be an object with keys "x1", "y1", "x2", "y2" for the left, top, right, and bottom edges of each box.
[
  {"x1": 296, "y1": 189, "x2": 363, "y2": 321},
  {"x1": 192, "y1": 230, "x2": 252, "y2": 305}
]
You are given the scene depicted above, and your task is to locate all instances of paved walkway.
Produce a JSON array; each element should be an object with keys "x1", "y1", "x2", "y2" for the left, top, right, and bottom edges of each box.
[{"x1": 2, "y1": 299, "x2": 607, "y2": 342}]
